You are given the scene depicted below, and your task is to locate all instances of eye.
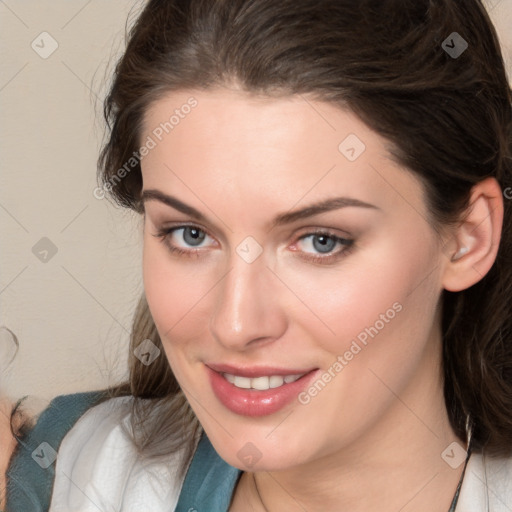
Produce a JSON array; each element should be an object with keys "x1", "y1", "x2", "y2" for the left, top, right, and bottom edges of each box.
[
  {"x1": 293, "y1": 231, "x2": 354, "y2": 264},
  {"x1": 152, "y1": 224, "x2": 354, "y2": 264},
  {"x1": 152, "y1": 225, "x2": 216, "y2": 257},
  {"x1": 171, "y1": 226, "x2": 209, "y2": 247}
]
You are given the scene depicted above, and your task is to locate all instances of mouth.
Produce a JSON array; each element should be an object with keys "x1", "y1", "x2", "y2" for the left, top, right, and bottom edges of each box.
[{"x1": 205, "y1": 363, "x2": 319, "y2": 417}]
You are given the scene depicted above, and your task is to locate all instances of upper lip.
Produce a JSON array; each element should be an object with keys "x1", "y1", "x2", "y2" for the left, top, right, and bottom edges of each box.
[{"x1": 206, "y1": 363, "x2": 318, "y2": 378}]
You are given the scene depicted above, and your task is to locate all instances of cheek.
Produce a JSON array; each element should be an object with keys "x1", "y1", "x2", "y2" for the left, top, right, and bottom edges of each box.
[
  {"x1": 281, "y1": 243, "x2": 443, "y2": 449},
  {"x1": 278, "y1": 231, "x2": 442, "y2": 360},
  {"x1": 142, "y1": 237, "x2": 217, "y2": 356}
]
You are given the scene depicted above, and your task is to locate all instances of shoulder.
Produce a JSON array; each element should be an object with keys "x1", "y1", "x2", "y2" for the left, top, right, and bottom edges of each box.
[
  {"x1": 457, "y1": 450, "x2": 512, "y2": 512},
  {"x1": 49, "y1": 395, "x2": 192, "y2": 512},
  {"x1": 5, "y1": 390, "x2": 106, "y2": 512}
]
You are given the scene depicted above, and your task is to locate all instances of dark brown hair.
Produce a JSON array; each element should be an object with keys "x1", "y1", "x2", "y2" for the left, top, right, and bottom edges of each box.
[{"x1": 98, "y1": 0, "x2": 512, "y2": 467}]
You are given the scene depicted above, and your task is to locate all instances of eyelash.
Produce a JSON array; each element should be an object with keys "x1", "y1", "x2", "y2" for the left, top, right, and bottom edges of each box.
[{"x1": 152, "y1": 225, "x2": 354, "y2": 264}]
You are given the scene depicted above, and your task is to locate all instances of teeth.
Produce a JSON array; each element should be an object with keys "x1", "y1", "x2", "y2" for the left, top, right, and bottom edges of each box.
[
  {"x1": 223, "y1": 373, "x2": 305, "y2": 390},
  {"x1": 269, "y1": 375, "x2": 284, "y2": 388},
  {"x1": 224, "y1": 373, "x2": 236, "y2": 384},
  {"x1": 284, "y1": 375, "x2": 301, "y2": 384},
  {"x1": 251, "y1": 376, "x2": 271, "y2": 390}
]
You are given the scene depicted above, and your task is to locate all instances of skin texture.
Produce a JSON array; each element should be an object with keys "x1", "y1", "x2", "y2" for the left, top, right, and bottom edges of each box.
[{"x1": 140, "y1": 88, "x2": 503, "y2": 511}]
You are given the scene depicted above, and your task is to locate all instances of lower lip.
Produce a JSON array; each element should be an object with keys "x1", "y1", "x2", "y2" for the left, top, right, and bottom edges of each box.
[{"x1": 206, "y1": 366, "x2": 319, "y2": 417}]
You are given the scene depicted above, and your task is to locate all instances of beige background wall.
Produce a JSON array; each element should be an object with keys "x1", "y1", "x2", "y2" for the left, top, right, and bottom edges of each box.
[{"x1": 1, "y1": 0, "x2": 511, "y2": 404}]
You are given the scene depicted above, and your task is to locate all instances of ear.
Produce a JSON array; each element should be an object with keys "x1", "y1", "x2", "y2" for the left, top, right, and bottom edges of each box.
[{"x1": 442, "y1": 177, "x2": 504, "y2": 292}]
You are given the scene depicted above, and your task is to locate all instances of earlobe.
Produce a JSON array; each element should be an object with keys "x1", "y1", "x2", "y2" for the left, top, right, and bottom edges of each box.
[{"x1": 442, "y1": 177, "x2": 504, "y2": 292}]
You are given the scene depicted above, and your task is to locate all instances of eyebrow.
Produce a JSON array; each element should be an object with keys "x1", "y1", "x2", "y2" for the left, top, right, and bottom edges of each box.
[{"x1": 141, "y1": 189, "x2": 379, "y2": 229}]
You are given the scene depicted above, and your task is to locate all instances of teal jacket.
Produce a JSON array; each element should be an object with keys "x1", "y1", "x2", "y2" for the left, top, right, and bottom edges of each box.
[
  {"x1": 5, "y1": 392, "x2": 241, "y2": 512},
  {"x1": 5, "y1": 392, "x2": 107, "y2": 512}
]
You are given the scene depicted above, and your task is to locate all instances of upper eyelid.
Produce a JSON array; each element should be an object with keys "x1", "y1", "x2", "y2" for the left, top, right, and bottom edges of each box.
[
  {"x1": 152, "y1": 217, "x2": 353, "y2": 237},
  {"x1": 165, "y1": 223, "x2": 215, "y2": 237},
  {"x1": 158, "y1": 223, "x2": 351, "y2": 237},
  {"x1": 293, "y1": 231, "x2": 353, "y2": 250},
  {"x1": 297, "y1": 227, "x2": 352, "y2": 239},
  {"x1": 149, "y1": 218, "x2": 214, "y2": 238}
]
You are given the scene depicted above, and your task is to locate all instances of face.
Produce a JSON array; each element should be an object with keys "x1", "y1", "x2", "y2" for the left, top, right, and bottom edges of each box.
[{"x1": 140, "y1": 88, "x2": 449, "y2": 471}]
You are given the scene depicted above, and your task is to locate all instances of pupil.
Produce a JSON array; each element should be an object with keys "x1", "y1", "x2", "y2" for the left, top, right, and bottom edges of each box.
[
  {"x1": 184, "y1": 227, "x2": 205, "y2": 246},
  {"x1": 313, "y1": 235, "x2": 335, "y2": 253}
]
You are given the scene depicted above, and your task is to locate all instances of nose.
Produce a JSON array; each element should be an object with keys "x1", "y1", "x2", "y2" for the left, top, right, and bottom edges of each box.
[{"x1": 209, "y1": 250, "x2": 287, "y2": 352}]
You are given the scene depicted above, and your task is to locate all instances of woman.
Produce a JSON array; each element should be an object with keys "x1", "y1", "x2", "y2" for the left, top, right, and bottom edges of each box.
[{"x1": 7, "y1": 0, "x2": 512, "y2": 510}]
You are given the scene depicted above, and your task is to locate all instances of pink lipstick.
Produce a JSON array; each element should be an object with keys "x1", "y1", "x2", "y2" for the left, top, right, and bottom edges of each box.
[{"x1": 206, "y1": 363, "x2": 319, "y2": 417}]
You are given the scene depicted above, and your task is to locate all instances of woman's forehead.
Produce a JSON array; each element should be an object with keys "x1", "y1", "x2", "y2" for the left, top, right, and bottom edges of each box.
[{"x1": 139, "y1": 88, "x2": 427, "y2": 222}]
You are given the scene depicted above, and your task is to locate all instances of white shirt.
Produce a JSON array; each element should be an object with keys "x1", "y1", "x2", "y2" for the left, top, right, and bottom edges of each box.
[
  {"x1": 457, "y1": 450, "x2": 512, "y2": 511},
  {"x1": 50, "y1": 397, "x2": 512, "y2": 512},
  {"x1": 49, "y1": 396, "x2": 193, "y2": 512}
]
